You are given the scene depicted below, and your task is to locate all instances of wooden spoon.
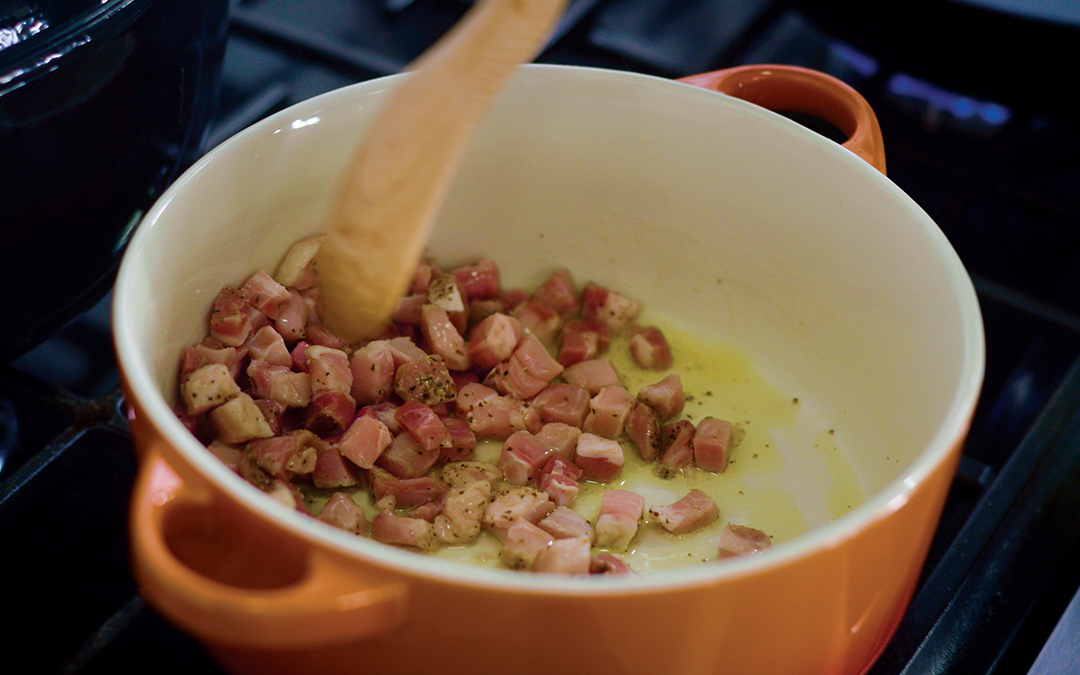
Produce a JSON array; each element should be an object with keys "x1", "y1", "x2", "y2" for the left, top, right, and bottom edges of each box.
[{"x1": 315, "y1": 0, "x2": 568, "y2": 344}]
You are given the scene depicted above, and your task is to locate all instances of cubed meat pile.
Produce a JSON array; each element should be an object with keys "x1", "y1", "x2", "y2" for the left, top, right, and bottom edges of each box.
[{"x1": 176, "y1": 234, "x2": 771, "y2": 575}]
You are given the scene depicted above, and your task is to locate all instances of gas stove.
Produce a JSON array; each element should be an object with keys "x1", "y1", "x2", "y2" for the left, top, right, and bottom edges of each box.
[{"x1": 3, "y1": 1, "x2": 1080, "y2": 673}]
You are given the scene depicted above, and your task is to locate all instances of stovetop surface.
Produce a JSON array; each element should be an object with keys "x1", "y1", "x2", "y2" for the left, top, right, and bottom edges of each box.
[{"x1": 3, "y1": 1, "x2": 1080, "y2": 673}]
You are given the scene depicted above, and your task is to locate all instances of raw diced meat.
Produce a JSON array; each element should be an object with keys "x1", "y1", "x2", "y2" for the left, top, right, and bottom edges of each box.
[
  {"x1": 303, "y1": 389, "x2": 355, "y2": 436},
  {"x1": 266, "y1": 479, "x2": 309, "y2": 514},
  {"x1": 580, "y1": 282, "x2": 642, "y2": 332},
  {"x1": 648, "y1": 489, "x2": 720, "y2": 534},
  {"x1": 371, "y1": 512, "x2": 436, "y2": 550},
  {"x1": 395, "y1": 401, "x2": 452, "y2": 453},
  {"x1": 535, "y1": 423, "x2": 581, "y2": 460},
  {"x1": 583, "y1": 385, "x2": 635, "y2": 439},
  {"x1": 625, "y1": 402, "x2": 662, "y2": 462},
  {"x1": 408, "y1": 260, "x2": 437, "y2": 295},
  {"x1": 573, "y1": 432, "x2": 624, "y2": 482},
  {"x1": 538, "y1": 506, "x2": 594, "y2": 543},
  {"x1": 466, "y1": 313, "x2": 523, "y2": 371},
  {"x1": 535, "y1": 456, "x2": 582, "y2": 506},
  {"x1": 717, "y1": 523, "x2": 772, "y2": 559},
  {"x1": 311, "y1": 445, "x2": 361, "y2": 489},
  {"x1": 375, "y1": 431, "x2": 440, "y2": 479},
  {"x1": 511, "y1": 300, "x2": 563, "y2": 345},
  {"x1": 450, "y1": 258, "x2": 501, "y2": 300},
  {"x1": 206, "y1": 440, "x2": 243, "y2": 471},
  {"x1": 246, "y1": 325, "x2": 292, "y2": 367},
  {"x1": 499, "y1": 519, "x2": 554, "y2": 570},
  {"x1": 249, "y1": 431, "x2": 318, "y2": 479},
  {"x1": 209, "y1": 286, "x2": 257, "y2": 347},
  {"x1": 385, "y1": 336, "x2": 429, "y2": 365},
  {"x1": 434, "y1": 480, "x2": 493, "y2": 544},
  {"x1": 486, "y1": 334, "x2": 564, "y2": 400},
  {"x1": 241, "y1": 270, "x2": 292, "y2": 320},
  {"x1": 440, "y1": 417, "x2": 477, "y2": 462},
  {"x1": 531, "y1": 268, "x2": 580, "y2": 315},
  {"x1": 338, "y1": 414, "x2": 392, "y2": 469},
  {"x1": 533, "y1": 535, "x2": 592, "y2": 575},
  {"x1": 594, "y1": 489, "x2": 644, "y2": 552},
  {"x1": 420, "y1": 304, "x2": 470, "y2": 370},
  {"x1": 357, "y1": 401, "x2": 401, "y2": 433},
  {"x1": 439, "y1": 461, "x2": 502, "y2": 490},
  {"x1": 181, "y1": 363, "x2": 240, "y2": 415},
  {"x1": 590, "y1": 552, "x2": 633, "y2": 575},
  {"x1": 483, "y1": 486, "x2": 555, "y2": 535},
  {"x1": 456, "y1": 383, "x2": 540, "y2": 439},
  {"x1": 636, "y1": 373, "x2": 685, "y2": 421},
  {"x1": 273, "y1": 290, "x2": 310, "y2": 343},
  {"x1": 306, "y1": 345, "x2": 352, "y2": 395},
  {"x1": 426, "y1": 274, "x2": 465, "y2": 313},
  {"x1": 274, "y1": 234, "x2": 322, "y2": 289},
  {"x1": 628, "y1": 325, "x2": 673, "y2": 371},
  {"x1": 394, "y1": 354, "x2": 457, "y2": 405},
  {"x1": 317, "y1": 492, "x2": 368, "y2": 535},
  {"x1": 349, "y1": 340, "x2": 396, "y2": 405},
  {"x1": 657, "y1": 420, "x2": 696, "y2": 478},
  {"x1": 561, "y1": 358, "x2": 621, "y2": 395},
  {"x1": 368, "y1": 467, "x2": 445, "y2": 508},
  {"x1": 497, "y1": 430, "x2": 555, "y2": 485},
  {"x1": 693, "y1": 417, "x2": 734, "y2": 473},
  {"x1": 557, "y1": 319, "x2": 611, "y2": 367},
  {"x1": 179, "y1": 342, "x2": 243, "y2": 381},
  {"x1": 253, "y1": 399, "x2": 287, "y2": 435},
  {"x1": 531, "y1": 382, "x2": 591, "y2": 428},
  {"x1": 209, "y1": 393, "x2": 274, "y2": 444},
  {"x1": 246, "y1": 362, "x2": 311, "y2": 408},
  {"x1": 393, "y1": 293, "x2": 426, "y2": 325}
]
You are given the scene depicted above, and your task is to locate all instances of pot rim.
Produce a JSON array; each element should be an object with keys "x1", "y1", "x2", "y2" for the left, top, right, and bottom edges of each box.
[{"x1": 114, "y1": 63, "x2": 986, "y2": 594}]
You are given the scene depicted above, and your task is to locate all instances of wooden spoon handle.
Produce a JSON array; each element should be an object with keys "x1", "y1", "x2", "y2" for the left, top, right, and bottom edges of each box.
[{"x1": 317, "y1": 0, "x2": 568, "y2": 343}]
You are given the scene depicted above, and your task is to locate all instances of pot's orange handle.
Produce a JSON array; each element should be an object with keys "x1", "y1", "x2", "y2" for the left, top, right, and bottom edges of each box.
[
  {"x1": 129, "y1": 438, "x2": 408, "y2": 648},
  {"x1": 678, "y1": 65, "x2": 886, "y2": 175}
]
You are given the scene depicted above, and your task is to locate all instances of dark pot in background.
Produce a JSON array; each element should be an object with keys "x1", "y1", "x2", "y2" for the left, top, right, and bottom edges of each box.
[{"x1": 0, "y1": 0, "x2": 229, "y2": 362}]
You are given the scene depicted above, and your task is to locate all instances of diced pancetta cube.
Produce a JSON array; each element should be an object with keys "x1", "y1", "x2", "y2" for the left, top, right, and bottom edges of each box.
[
  {"x1": 274, "y1": 234, "x2": 322, "y2": 289},
  {"x1": 273, "y1": 290, "x2": 310, "y2": 343},
  {"x1": 306, "y1": 345, "x2": 352, "y2": 395},
  {"x1": 717, "y1": 523, "x2": 772, "y2": 559},
  {"x1": 208, "y1": 392, "x2": 274, "y2": 444},
  {"x1": 393, "y1": 293, "x2": 427, "y2": 325},
  {"x1": 500, "y1": 288, "x2": 529, "y2": 312},
  {"x1": 181, "y1": 363, "x2": 241, "y2": 415},
  {"x1": 531, "y1": 268, "x2": 580, "y2": 315},
  {"x1": 628, "y1": 325, "x2": 674, "y2": 371},
  {"x1": 394, "y1": 354, "x2": 457, "y2": 405},
  {"x1": 440, "y1": 460, "x2": 502, "y2": 490},
  {"x1": 209, "y1": 286, "x2": 258, "y2": 347},
  {"x1": 426, "y1": 274, "x2": 465, "y2": 314},
  {"x1": 409, "y1": 497, "x2": 445, "y2": 522},
  {"x1": 483, "y1": 486, "x2": 555, "y2": 535},
  {"x1": 561, "y1": 358, "x2": 621, "y2": 395},
  {"x1": 625, "y1": 402, "x2": 662, "y2": 462},
  {"x1": 303, "y1": 389, "x2": 356, "y2": 436},
  {"x1": 456, "y1": 383, "x2": 540, "y2": 439},
  {"x1": 693, "y1": 417, "x2": 734, "y2": 473},
  {"x1": 338, "y1": 414, "x2": 392, "y2": 469},
  {"x1": 434, "y1": 480, "x2": 493, "y2": 544},
  {"x1": 420, "y1": 304, "x2": 470, "y2": 370},
  {"x1": 466, "y1": 313, "x2": 523, "y2": 371},
  {"x1": 583, "y1": 385, "x2": 635, "y2": 439},
  {"x1": 395, "y1": 401, "x2": 452, "y2": 453},
  {"x1": 533, "y1": 535, "x2": 592, "y2": 575},
  {"x1": 385, "y1": 336, "x2": 430, "y2": 365},
  {"x1": 241, "y1": 270, "x2": 292, "y2": 320},
  {"x1": 594, "y1": 489, "x2": 644, "y2": 552},
  {"x1": 535, "y1": 423, "x2": 581, "y2": 460},
  {"x1": 317, "y1": 491, "x2": 368, "y2": 535},
  {"x1": 246, "y1": 362, "x2": 311, "y2": 408},
  {"x1": 657, "y1": 419, "x2": 696, "y2": 478},
  {"x1": 245, "y1": 326, "x2": 292, "y2": 367},
  {"x1": 349, "y1": 340, "x2": 396, "y2": 405},
  {"x1": 590, "y1": 552, "x2": 633, "y2": 575},
  {"x1": 648, "y1": 489, "x2": 720, "y2": 534},
  {"x1": 408, "y1": 259, "x2": 437, "y2": 295},
  {"x1": 252, "y1": 399, "x2": 288, "y2": 436},
  {"x1": 311, "y1": 445, "x2": 361, "y2": 489},
  {"x1": 303, "y1": 316, "x2": 347, "y2": 351},
  {"x1": 375, "y1": 431, "x2": 441, "y2": 479},
  {"x1": 580, "y1": 282, "x2": 642, "y2": 332},
  {"x1": 511, "y1": 300, "x2": 563, "y2": 345},
  {"x1": 636, "y1": 373, "x2": 685, "y2": 421},
  {"x1": 486, "y1": 334, "x2": 564, "y2": 400},
  {"x1": 440, "y1": 417, "x2": 476, "y2": 462},
  {"x1": 557, "y1": 319, "x2": 611, "y2": 367},
  {"x1": 499, "y1": 519, "x2": 554, "y2": 570},
  {"x1": 206, "y1": 440, "x2": 244, "y2": 472},
  {"x1": 179, "y1": 342, "x2": 244, "y2": 381},
  {"x1": 265, "y1": 479, "x2": 310, "y2": 514},
  {"x1": 535, "y1": 456, "x2": 582, "y2": 506},
  {"x1": 497, "y1": 430, "x2": 555, "y2": 485},
  {"x1": 370, "y1": 512, "x2": 436, "y2": 550},
  {"x1": 357, "y1": 401, "x2": 401, "y2": 433},
  {"x1": 573, "y1": 432, "x2": 624, "y2": 482},
  {"x1": 538, "y1": 506, "x2": 595, "y2": 543},
  {"x1": 248, "y1": 431, "x2": 318, "y2": 479},
  {"x1": 450, "y1": 258, "x2": 500, "y2": 300},
  {"x1": 531, "y1": 382, "x2": 591, "y2": 428},
  {"x1": 368, "y1": 467, "x2": 446, "y2": 508}
]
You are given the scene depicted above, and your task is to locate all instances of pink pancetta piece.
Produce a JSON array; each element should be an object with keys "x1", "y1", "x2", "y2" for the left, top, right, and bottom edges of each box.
[
  {"x1": 209, "y1": 286, "x2": 256, "y2": 347},
  {"x1": 181, "y1": 363, "x2": 240, "y2": 415},
  {"x1": 375, "y1": 431, "x2": 441, "y2": 479},
  {"x1": 625, "y1": 401, "x2": 662, "y2": 462},
  {"x1": 466, "y1": 313, "x2": 523, "y2": 371},
  {"x1": 368, "y1": 467, "x2": 445, "y2": 508},
  {"x1": 254, "y1": 399, "x2": 288, "y2": 436},
  {"x1": 241, "y1": 270, "x2": 292, "y2": 320},
  {"x1": 273, "y1": 290, "x2": 310, "y2": 343},
  {"x1": 179, "y1": 342, "x2": 244, "y2": 381},
  {"x1": 338, "y1": 414, "x2": 392, "y2": 469},
  {"x1": 531, "y1": 382, "x2": 591, "y2": 428},
  {"x1": 385, "y1": 336, "x2": 429, "y2": 366},
  {"x1": 303, "y1": 316, "x2": 347, "y2": 351},
  {"x1": 628, "y1": 325, "x2": 674, "y2": 371},
  {"x1": 535, "y1": 422, "x2": 581, "y2": 460},
  {"x1": 533, "y1": 535, "x2": 592, "y2": 575},
  {"x1": 648, "y1": 489, "x2": 720, "y2": 534},
  {"x1": 420, "y1": 303, "x2": 470, "y2": 370},
  {"x1": 483, "y1": 486, "x2": 555, "y2": 536},
  {"x1": 394, "y1": 354, "x2": 457, "y2": 406},
  {"x1": 440, "y1": 460, "x2": 502, "y2": 490},
  {"x1": 306, "y1": 345, "x2": 352, "y2": 395},
  {"x1": 434, "y1": 480, "x2": 493, "y2": 544},
  {"x1": 590, "y1": 552, "x2": 633, "y2": 575},
  {"x1": 450, "y1": 258, "x2": 501, "y2": 300},
  {"x1": 535, "y1": 456, "x2": 582, "y2": 507},
  {"x1": 538, "y1": 506, "x2": 595, "y2": 543},
  {"x1": 556, "y1": 318, "x2": 611, "y2": 367},
  {"x1": 249, "y1": 431, "x2": 318, "y2": 479},
  {"x1": 573, "y1": 432, "x2": 624, "y2": 482},
  {"x1": 595, "y1": 489, "x2": 645, "y2": 552},
  {"x1": 349, "y1": 340, "x2": 396, "y2": 405},
  {"x1": 266, "y1": 479, "x2": 310, "y2": 514},
  {"x1": 531, "y1": 268, "x2": 580, "y2": 316},
  {"x1": 636, "y1": 373, "x2": 685, "y2": 421},
  {"x1": 456, "y1": 382, "x2": 540, "y2": 439},
  {"x1": 426, "y1": 274, "x2": 466, "y2": 314},
  {"x1": 246, "y1": 325, "x2": 292, "y2": 367},
  {"x1": 208, "y1": 392, "x2": 274, "y2": 444},
  {"x1": 583, "y1": 385, "x2": 635, "y2": 439},
  {"x1": 395, "y1": 401, "x2": 452, "y2": 453},
  {"x1": 206, "y1": 440, "x2": 243, "y2": 471},
  {"x1": 717, "y1": 523, "x2": 772, "y2": 559},
  {"x1": 409, "y1": 497, "x2": 445, "y2": 523},
  {"x1": 510, "y1": 300, "x2": 563, "y2": 346},
  {"x1": 246, "y1": 362, "x2": 311, "y2": 408},
  {"x1": 486, "y1": 333, "x2": 564, "y2": 400},
  {"x1": 657, "y1": 419, "x2": 696, "y2": 478},
  {"x1": 439, "y1": 417, "x2": 476, "y2": 462},
  {"x1": 693, "y1": 417, "x2": 734, "y2": 473},
  {"x1": 370, "y1": 511, "x2": 436, "y2": 550},
  {"x1": 408, "y1": 260, "x2": 437, "y2": 295},
  {"x1": 393, "y1": 293, "x2": 427, "y2": 325},
  {"x1": 561, "y1": 358, "x2": 621, "y2": 395},
  {"x1": 274, "y1": 234, "x2": 323, "y2": 289},
  {"x1": 580, "y1": 282, "x2": 642, "y2": 333},
  {"x1": 303, "y1": 389, "x2": 356, "y2": 436},
  {"x1": 317, "y1": 491, "x2": 368, "y2": 535},
  {"x1": 497, "y1": 430, "x2": 555, "y2": 485},
  {"x1": 357, "y1": 401, "x2": 401, "y2": 433},
  {"x1": 499, "y1": 519, "x2": 554, "y2": 570},
  {"x1": 311, "y1": 444, "x2": 361, "y2": 489}
]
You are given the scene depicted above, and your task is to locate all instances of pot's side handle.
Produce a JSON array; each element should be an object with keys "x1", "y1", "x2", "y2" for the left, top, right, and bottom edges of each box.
[
  {"x1": 678, "y1": 65, "x2": 887, "y2": 175},
  {"x1": 129, "y1": 438, "x2": 408, "y2": 649}
]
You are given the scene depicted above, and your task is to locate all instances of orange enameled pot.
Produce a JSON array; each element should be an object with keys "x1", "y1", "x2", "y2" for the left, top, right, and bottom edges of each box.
[{"x1": 113, "y1": 64, "x2": 985, "y2": 675}]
